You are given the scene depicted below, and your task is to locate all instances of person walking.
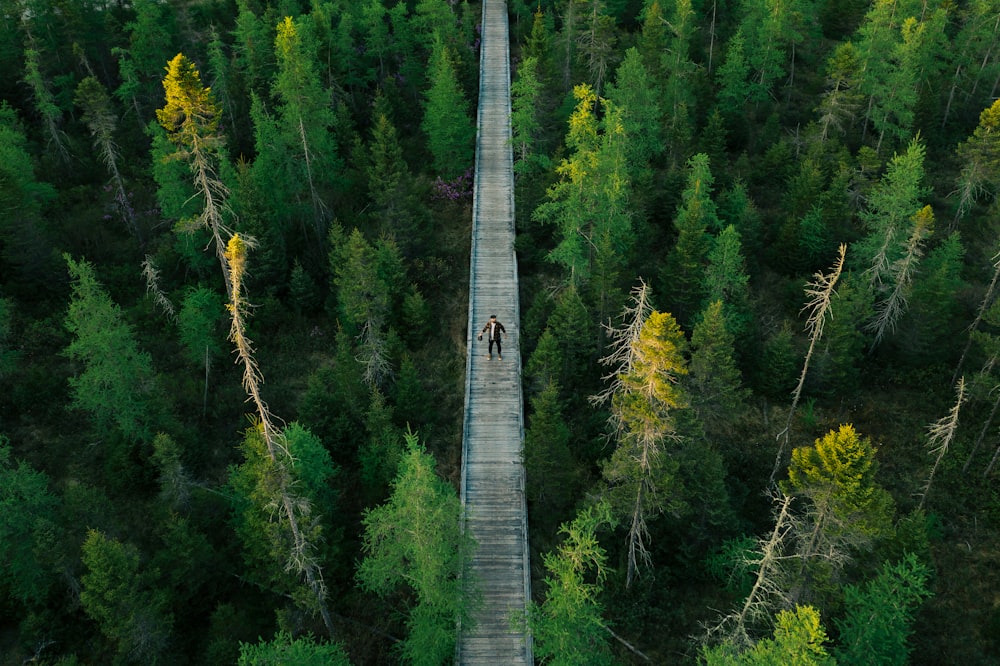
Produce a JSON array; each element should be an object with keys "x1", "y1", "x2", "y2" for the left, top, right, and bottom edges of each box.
[{"x1": 478, "y1": 314, "x2": 506, "y2": 360}]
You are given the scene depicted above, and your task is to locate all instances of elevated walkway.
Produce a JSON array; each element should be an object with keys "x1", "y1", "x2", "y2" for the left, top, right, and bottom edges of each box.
[{"x1": 456, "y1": 0, "x2": 532, "y2": 663}]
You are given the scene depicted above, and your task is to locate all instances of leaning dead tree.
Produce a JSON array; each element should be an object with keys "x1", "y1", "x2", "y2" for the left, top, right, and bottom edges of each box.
[
  {"x1": 225, "y1": 234, "x2": 335, "y2": 636},
  {"x1": 918, "y1": 377, "x2": 967, "y2": 511},
  {"x1": 953, "y1": 248, "x2": 1000, "y2": 385},
  {"x1": 771, "y1": 245, "x2": 846, "y2": 485},
  {"x1": 704, "y1": 493, "x2": 796, "y2": 649}
]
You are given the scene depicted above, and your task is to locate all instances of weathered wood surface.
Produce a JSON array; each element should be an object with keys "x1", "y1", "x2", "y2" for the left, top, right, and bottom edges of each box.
[{"x1": 456, "y1": 0, "x2": 531, "y2": 663}]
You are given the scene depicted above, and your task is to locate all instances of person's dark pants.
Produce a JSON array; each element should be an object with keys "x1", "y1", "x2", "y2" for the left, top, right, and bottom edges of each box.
[{"x1": 489, "y1": 337, "x2": 502, "y2": 356}]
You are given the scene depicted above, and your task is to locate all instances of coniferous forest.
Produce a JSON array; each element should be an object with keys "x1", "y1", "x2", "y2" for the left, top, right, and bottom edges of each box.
[{"x1": 3, "y1": 0, "x2": 1000, "y2": 663}]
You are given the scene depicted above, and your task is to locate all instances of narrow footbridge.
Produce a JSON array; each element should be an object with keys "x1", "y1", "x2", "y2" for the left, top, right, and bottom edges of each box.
[{"x1": 456, "y1": 0, "x2": 532, "y2": 663}]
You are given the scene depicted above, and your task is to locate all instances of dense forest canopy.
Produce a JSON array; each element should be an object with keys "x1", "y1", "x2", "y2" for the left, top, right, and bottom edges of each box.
[{"x1": 2, "y1": 0, "x2": 1000, "y2": 663}]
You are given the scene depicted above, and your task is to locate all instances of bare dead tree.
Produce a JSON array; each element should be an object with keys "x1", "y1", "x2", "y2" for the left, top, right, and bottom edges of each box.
[
  {"x1": 963, "y1": 355, "x2": 999, "y2": 473},
  {"x1": 867, "y1": 207, "x2": 932, "y2": 347},
  {"x1": 225, "y1": 234, "x2": 335, "y2": 636},
  {"x1": 141, "y1": 256, "x2": 176, "y2": 323},
  {"x1": 704, "y1": 493, "x2": 797, "y2": 649},
  {"x1": 919, "y1": 377, "x2": 967, "y2": 511},
  {"x1": 590, "y1": 279, "x2": 654, "y2": 419},
  {"x1": 953, "y1": 248, "x2": 1000, "y2": 385},
  {"x1": 771, "y1": 245, "x2": 847, "y2": 485}
]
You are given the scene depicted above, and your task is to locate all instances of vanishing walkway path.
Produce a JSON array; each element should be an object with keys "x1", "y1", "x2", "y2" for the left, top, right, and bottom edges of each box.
[{"x1": 456, "y1": 0, "x2": 532, "y2": 663}]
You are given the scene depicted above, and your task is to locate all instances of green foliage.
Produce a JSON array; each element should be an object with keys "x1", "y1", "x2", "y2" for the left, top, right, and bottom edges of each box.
[
  {"x1": 178, "y1": 286, "x2": 225, "y2": 367},
  {"x1": 689, "y1": 300, "x2": 749, "y2": 421},
  {"x1": 662, "y1": 153, "x2": 720, "y2": 326},
  {"x1": 511, "y1": 55, "x2": 551, "y2": 177},
  {"x1": 528, "y1": 502, "x2": 616, "y2": 666},
  {"x1": 706, "y1": 535, "x2": 758, "y2": 598},
  {"x1": 702, "y1": 605, "x2": 834, "y2": 666},
  {"x1": 0, "y1": 297, "x2": 19, "y2": 379},
  {"x1": 358, "y1": 389, "x2": 403, "y2": 503},
  {"x1": 525, "y1": 380, "x2": 581, "y2": 533},
  {"x1": 80, "y1": 529, "x2": 173, "y2": 663},
  {"x1": 63, "y1": 255, "x2": 163, "y2": 444},
  {"x1": 0, "y1": 439, "x2": 59, "y2": 607},
  {"x1": 238, "y1": 630, "x2": 351, "y2": 665},
  {"x1": 227, "y1": 422, "x2": 339, "y2": 608},
  {"x1": 0, "y1": 102, "x2": 56, "y2": 285},
  {"x1": 421, "y1": 32, "x2": 474, "y2": 180},
  {"x1": 534, "y1": 85, "x2": 634, "y2": 312},
  {"x1": 833, "y1": 554, "x2": 932, "y2": 665},
  {"x1": 787, "y1": 424, "x2": 895, "y2": 543},
  {"x1": 357, "y1": 430, "x2": 471, "y2": 665}
]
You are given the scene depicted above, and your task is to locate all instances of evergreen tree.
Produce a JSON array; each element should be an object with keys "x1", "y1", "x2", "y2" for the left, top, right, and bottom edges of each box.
[
  {"x1": 0, "y1": 102, "x2": 56, "y2": 287},
  {"x1": 527, "y1": 501, "x2": 616, "y2": 666},
  {"x1": 534, "y1": 85, "x2": 634, "y2": 318},
  {"x1": 177, "y1": 286, "x2": 225, "y2": 416},
  {"x1": 702, "y1": 605, "x2": 834, "y2": 666},
  {"x1": 238, "y1": 631, "x2": 351, "y2": 665},
  {"x1": 525, "y1": 380, "x2": 581, "y2": 534},
  {"x1": 74, "y1": 77, "x2": 137, "y2": 239},
  {"x1": 0, "y1": 440, "x2": 59, "y2": 608},
  {"x1": 833, "y1": 554, "x2": 932, "y2": 666},
  {"x1": 272, "y1": 15, "x2": 339, "y2": 239},
  {"x1": 366, "y1": 93, "x2": 418, "y2": 246},
  {"x1": 605, "y1": 47, "x2": 663, "y2": 192},
  {"x1": 597, "y1": 292, "x2": 689, "y2": 585},
  {"x1": 357, "y1": 429, "x2": 473, "y2": 665},
  {"x1": 511, "y1": 56, "x2": 551, "y2": 178},
  {"x1": 80, "y1": 530, "x2": 173, "y2": 663},
  {"x1": 662, "y1": 153, "x2": 719, "y2": 327},
  {"x1": 854, "y1": 137, "x2": 929, "y2": 287},
  {"x1": 63, "y1": 255, "x2": 164, "y2": 446},
  {"x1": 22, "y1": 45, "x2": 68, "y2": 163},
  {"x1": 689, "y1": 300, "x2": 749, "y2": 424},
  {"x1": 785, "y1": 424, "x2": 895, "y2": 603},
  {"x1": 704, "y1": 225, "x2": 752, "y2": 342},
  {"x1": 156, "y1": 53, "x2": 234, "y2": 293},
  {"x1": 421, "y1": 32, "x2": 474, "y2": 180}
]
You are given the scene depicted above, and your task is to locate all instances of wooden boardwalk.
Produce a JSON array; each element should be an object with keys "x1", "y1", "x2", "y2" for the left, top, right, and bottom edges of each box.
[{"x1": 456, "y1": 0, "x2": 532, "y2": 663}]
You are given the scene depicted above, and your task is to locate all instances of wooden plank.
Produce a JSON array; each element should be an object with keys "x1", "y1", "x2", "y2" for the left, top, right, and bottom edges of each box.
[{"x1": 456, "y1": 0, "x2": 532, "y2": 663}]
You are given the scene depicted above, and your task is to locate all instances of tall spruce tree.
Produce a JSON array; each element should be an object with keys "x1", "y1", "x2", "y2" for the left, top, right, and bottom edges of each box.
[{"x1": 421, "y1": 32, "x2": 474, "y2": 180}]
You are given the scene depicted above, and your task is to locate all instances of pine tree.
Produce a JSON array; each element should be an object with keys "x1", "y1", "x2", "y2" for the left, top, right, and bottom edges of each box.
[
  {"x1": 0, "y1": 440, "x2": 59, "y2": 608},
  {"x1": 785, "y1": 424, "x2": 895, "y2": 605},
  {"x1": 421, "y1": 32, "x2": 474, "y2": 180},
  {"x1": 662, "y1": 153, "x2": 719, "y2": 327},
  {"x1": 702, "y1": 604, "x2": 834, "y2": 665},
  {"x1": 525, "y1": 380, "x2": 581, "y2": 534},
  {"x1": 833, "y1": 554, "x2": 932, "y2": 666},
  {"x1": 816, "y1": 42, "x2": 863, "y2": 144},
  {"x1": 854, "y1": 137, "x2": 929, "y2": 296},
  {"x1": 511, "y1": 56, "x2": 551, "y2": 177},
  {"x1": 238, "y1": 631, "x2": 351, "y2": 666},
  {"x1": 177, "y1": 286, "x2": 225, "y2": 416},
  {"x1": 605, "y1": 47, "x2": 663, "y2": 191},
  {"x1": 22, "y1": 45, "x2": 68, "y2": 163},
  {"x1": 224, "y1": 234, "x2": 336, "y2": 635},
  {"x1": 272, "y1": 15, "x2": 339, "y2": 239},
  {"x1": 533, "y1": 85, "x2": 634, "y2": 317},
  {"x1": 527, "y1": 502, "x2": 616, "y2": 666},
  {"x1": 357, "y1": 429, "x2": 473, "y2": 665},
  {"x1": 80, "y1": 530, "x2": 173, "y2": 662},
  {"x1": 690, "y1": 300, "x2": 749, "y2": 424},
  {"x1": 0, "y1": 102, "x2": 56, "y2": 286},
  {"x1": 63, "y1": 255, "x2": 164, "y2": 446},
  {"x1": 773, "y1": 245, "x2": 846, "y2": 483}
]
